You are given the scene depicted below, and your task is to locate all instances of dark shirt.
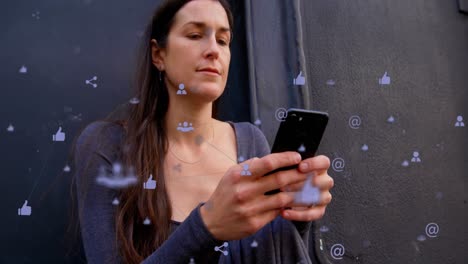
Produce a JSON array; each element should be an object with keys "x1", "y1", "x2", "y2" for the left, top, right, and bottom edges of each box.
[{"x1": 74, "y1": 121, "x2": 313, "y2": 263}]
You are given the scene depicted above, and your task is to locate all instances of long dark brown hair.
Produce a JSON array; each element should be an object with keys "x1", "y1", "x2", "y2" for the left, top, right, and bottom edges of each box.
[{"x1": 69, "y1": 1, "x2": 234, "y2": 263}]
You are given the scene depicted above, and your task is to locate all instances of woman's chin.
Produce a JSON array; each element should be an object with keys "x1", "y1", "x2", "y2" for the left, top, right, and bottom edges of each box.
[{"x1": 187, "y1": 84, "x2": 224, "y2": 99}]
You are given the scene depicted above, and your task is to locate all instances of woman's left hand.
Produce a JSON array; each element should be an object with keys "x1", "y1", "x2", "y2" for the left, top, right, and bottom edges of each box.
[{"x1": 279, "y1": 155, "x2": 334, "y2": 222}]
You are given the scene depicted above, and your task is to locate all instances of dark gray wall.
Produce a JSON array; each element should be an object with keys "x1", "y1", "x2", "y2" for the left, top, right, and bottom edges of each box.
[
  {"x1": 245, "y1": 0, "x2": 467, "y2": 263},
  {"x1": 303, "y1": 1, "x2": 468, "y2": 263},
  {"x1": 0, "y1": 0, "x2": 249, "y2": 263},
  {"x1": 1, "y1": 0, "x2": 467, "y2": 263}
]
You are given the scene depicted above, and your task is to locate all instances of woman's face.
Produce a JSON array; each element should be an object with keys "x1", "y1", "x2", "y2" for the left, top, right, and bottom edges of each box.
[{"x1": 152, "y1": 0, "x2": 232, "y2": 102}]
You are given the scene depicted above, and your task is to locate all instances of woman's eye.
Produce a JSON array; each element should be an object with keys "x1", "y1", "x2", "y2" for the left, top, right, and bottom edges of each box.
[
  {"x1": 218, "y1": 39, "x2": 228, "y2": 46},
  {"x1": 188, "y1": 34, "x2": 202, "y2": 39}
]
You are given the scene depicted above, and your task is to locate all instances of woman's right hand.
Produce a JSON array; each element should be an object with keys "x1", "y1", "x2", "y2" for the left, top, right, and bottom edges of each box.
[{"x1": 200, "y1": 151, "x2": 306, "y2": 241}]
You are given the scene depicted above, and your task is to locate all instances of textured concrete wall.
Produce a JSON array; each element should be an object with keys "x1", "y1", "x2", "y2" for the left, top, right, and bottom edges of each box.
[{"x1": 245, "y1": 0, "x2": 468, "y2": 263}]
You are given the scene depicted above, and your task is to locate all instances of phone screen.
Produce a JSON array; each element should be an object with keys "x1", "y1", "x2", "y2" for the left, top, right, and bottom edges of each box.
[{"x1": 264, "y1": 108, "x2": 329, "y2": 195}]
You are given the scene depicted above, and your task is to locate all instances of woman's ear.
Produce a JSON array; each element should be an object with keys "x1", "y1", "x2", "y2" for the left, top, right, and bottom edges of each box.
[{"x1": 151, "y1": 39, "x2": 165, "y2": 71}]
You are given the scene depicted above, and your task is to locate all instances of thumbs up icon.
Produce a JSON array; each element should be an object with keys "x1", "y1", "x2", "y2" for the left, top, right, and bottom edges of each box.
[
  {"x1": 143, "y1": 174, "x2": 157, "y2": 190},
  {"x1": 378, "y1": 72, "x2": 391, "y2": 85},
  {"x1": 293, "y1": 71, "x2": 306, "y2": 85},
  {"x1": 18, "y1": 200, "x2": 31, "y2": 216},
  {"x1": 52, "y1": 126, "x2": 66, "y2": 142}
]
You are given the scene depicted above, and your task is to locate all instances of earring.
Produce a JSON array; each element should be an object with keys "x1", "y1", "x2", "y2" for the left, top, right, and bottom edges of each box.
[{"x1": 159, "y1": 71, "x2": 162, "y2": 82}]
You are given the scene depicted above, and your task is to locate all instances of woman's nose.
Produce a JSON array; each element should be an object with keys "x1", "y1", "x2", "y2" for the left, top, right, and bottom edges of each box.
[{"x1": 203, "y1": 35, "x2": 220, "y2": 59}]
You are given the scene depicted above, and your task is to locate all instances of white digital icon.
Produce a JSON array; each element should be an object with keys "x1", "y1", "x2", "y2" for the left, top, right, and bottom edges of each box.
[
  {"x1": 378, "y1": 72, "x2": 391, "y2": 85},
  {"x1": 320, "y1": 226, "x2": 330, "y2": 232},
  {"x1": 417, "y1": 235, "x2": 426, "y2": 241},
  {"x1": 173, "y1": 164, "x2": 182, "y2": 172},
  {"x1": 136, "y1": 30, "x2": 144, "y2": 38},
  {"x1": 52, "y1": 126, "x2": 66, "y2": 142},
  {"x1": 195, "y1": 135, "x2": 204, "y2": 145},
  {"x1": 250, "y1": 239, "x2": 258, "y2": 248},
  {"x1": 293, "y1": 71, "x2": 306, "y2": 85},
  {"x1": 214, "y1": 242, "x2": 229, "y2": 256},
  {"x1": 331, "y1": 158, "x2": 345, "y2": 172},
  {"x1": 348, "y1": 115, "x2": 362, "y2": 129},
  {"x1": 387, "y1": 115, "x2": 395, "y2": 123},
  {"x1": 363, "y1": 240, "x2": 371, "y2": 248},
  {"x1": 401, "y1": 160, "x2": 409, "y2": 167},
  {"x1": 112, "y1": 197, "x2": 120, "y2": 205},
  {"x1": 18, "y1": 200, "x2": 31, "y2": 216},
  {"x1": 189, "y1": 257, "x2": 196, "y2": 264},
  {"x1": 96, "y1": 163, "x2": 138, "y2": 189},
  {"x1": 19, "y1": 65, "x2": 27, "y2": 74},
  {"x1": 69, "y1": 113, "x2": 83, "y2": 122},
  {"x1": 177, "y1": 122, "x2": 194, "y2": 132},
  {"x1": 63, "y1": 165, "x2": 71, "y2": 172},
  {"x1": 85, "y1": 76, "x2": 98, "y2": 88},
  {"x1": 411, "y1": 151, "x2": 421, "y2": 162},
  {"x1": 6, "y1": 124, "x2": 14, "y2": 132},
  {"x1": 143, "y1": 217, "x2": 151, "y2": 225},
  {"x1": 275, "y1": 108, "x2": 288, "y2": 122},
  {"x1": 177, "y1": 83, "x2": 187, "y2": 95},
  {"x1": 143, "y1": 174, "x2": 157, "y2": 189},
  {"x1": 32, "y1": 11, "x2": 40, "y2": 19},
  {"x1": 425, "y1": 223, "x2": 439, "y2": 238},
  {"x1": 326, "y1": 79, "x2": 336, "y2": 86},
  {"x1": 254, "y1": 119, "x2": 262, "y2": 126},
  {"x1": 298, "y1": 144, "x2": 306, "y2": 153},
  {"x1": 455, "y1": 115, "x2": 465, "y2": 127},
  {"x1": 361, "y1": 144, "x2": 369, "y2": 152},
  {"x1": 241, "y1": 164, "x2": 252, "y2": 176},
  {"x1": 330, "y1": 244, "x2": 345, "y2": 260},
  {"x1": 73, "y1": 46, "x2": 81, "y2": 55},
  {"x1": 295, "y1": 173, "x2": 320, "y2": 205},
  {"x1": 129, "y1": 97, "x2": 140, "y2": 104}
]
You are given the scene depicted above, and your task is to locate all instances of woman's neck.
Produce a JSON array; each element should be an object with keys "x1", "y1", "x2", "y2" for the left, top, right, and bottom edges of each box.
[{"x1": 164, "y1": 98, "x2": 215, "y2": 149}]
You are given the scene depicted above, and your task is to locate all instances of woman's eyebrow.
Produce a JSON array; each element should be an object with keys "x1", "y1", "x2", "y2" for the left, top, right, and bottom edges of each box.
[{"x1": 182, "y1": 21, "x2": 230, "y2": 33}]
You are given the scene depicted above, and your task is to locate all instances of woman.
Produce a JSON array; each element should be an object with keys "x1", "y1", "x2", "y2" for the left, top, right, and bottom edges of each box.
[{"x1": 73, "y1": 0, "x2": 334, "y2": 263}]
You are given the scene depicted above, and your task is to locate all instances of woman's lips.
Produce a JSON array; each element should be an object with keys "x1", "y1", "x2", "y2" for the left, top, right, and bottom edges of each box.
[{"x1": 198, "y1": 70, "x2": 220, "y2": 76}]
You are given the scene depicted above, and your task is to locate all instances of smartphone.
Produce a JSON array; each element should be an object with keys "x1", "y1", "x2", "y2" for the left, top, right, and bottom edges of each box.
[{"x1": 264, "y1": 108, "x2": 329, "y2": 195}]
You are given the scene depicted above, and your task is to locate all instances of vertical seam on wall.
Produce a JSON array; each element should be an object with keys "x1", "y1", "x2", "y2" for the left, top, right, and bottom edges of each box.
[
  {"x1": 293, "y1": 0, "x2": 311, "y2": 109},
  {"x1": 244, "y1": 0, "x2": 259, "y2": 124}
]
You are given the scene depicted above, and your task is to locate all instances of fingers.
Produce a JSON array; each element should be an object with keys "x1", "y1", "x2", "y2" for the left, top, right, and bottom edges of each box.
[
  {"x1": 248, "y1": 152, "x2": 302, "y2": 179},
  {"x1": 297, "y1": 155, "x2": 330, "y2": 174},
  {"x1": 316, "y1": 173, "x2": 334, "y2": 190},
  {"x1": 281, "y1": 205, "x2": 327, "y2": 222},
  {"x1": 281, "y1": 172, "x2": 334, "y2": 191},
  {"x1": 254, "y1": 208, "x2": 282, "y2": 231},
  {"x1": 256, "y1": 169, "x2": 307, "y2": 195},
  {"x1": 238, "y1": 154, "x2": 332, "y2": 199},
  {"x1": 230, "y1": 154, "x2": 332, "y2": 221},
  {"x1": 254, "y1": 191, "x2": 296, "y2": 214},
  {"x1": 280, "y1": 189, "x2": 332, "y2": 207}
]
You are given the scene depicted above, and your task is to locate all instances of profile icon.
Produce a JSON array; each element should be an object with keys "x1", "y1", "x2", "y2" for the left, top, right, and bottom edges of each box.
[
  {"x1": 241, "y1": 164, "x2": 251, "y2": 176},
  {"x1": 411, "y1": 151, "x2": 421, "y2": 163},
  {"x1": 177, "y1": 83, "x2": 187, "y2": 95},
  {"x1": 455, "y1": 115, "x2": 465, "y2": 127},
  {"x1": 177, "y1": 121, "x2": 194, "y2": 132}
]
